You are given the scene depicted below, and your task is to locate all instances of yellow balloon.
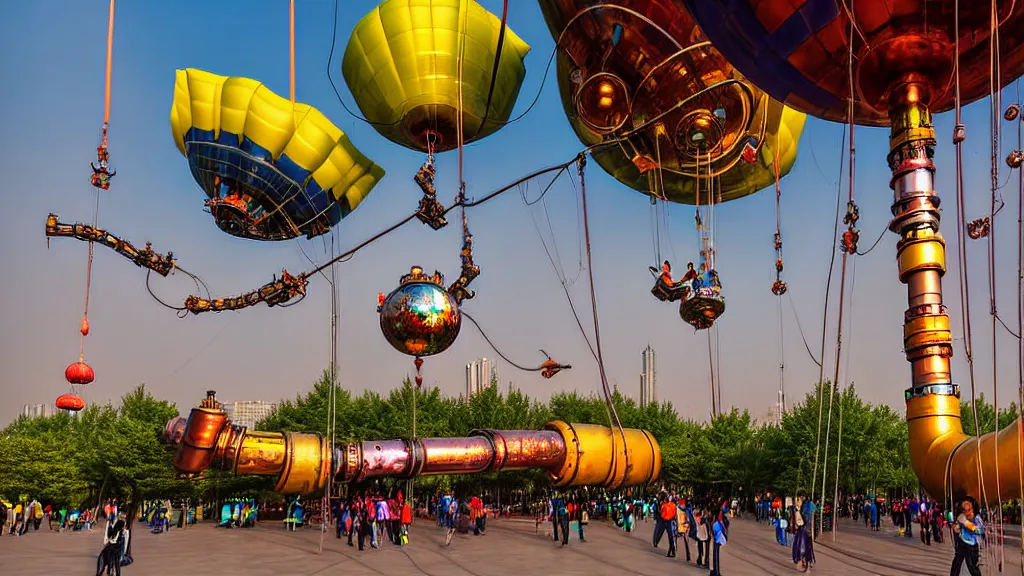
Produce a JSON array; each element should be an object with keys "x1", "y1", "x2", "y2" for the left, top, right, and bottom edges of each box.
[
  {"x1": 342, "y1": 0, "x2": 531, "y2": 152},
  {"x1": 170, "y1": 68, "x2": 385, "y2": 241}
]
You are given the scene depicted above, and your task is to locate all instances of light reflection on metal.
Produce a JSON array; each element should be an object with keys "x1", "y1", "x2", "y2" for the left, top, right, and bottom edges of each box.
[
  {"x1": 378, "y1": 266, "x2": 462, "y2": 357},
  {"x1": 676, "y1": 0, "x2": 1024, "y2": 507},
  {"x1": 537, "y1": 0, "x2": 805, "y2": 204},
  {"x1": 46, "y1": 213, "x2": 175, "y2": 277},
  {"x1": 680, "y1": 1, "x2": 1024, "y2": 126},
  {"x1": 166, "y1": 392, "x2": 660, "y2": 494}
]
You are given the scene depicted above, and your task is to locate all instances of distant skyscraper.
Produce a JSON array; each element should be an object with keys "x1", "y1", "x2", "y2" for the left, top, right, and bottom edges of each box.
[
  {"x1": 640, "y1": 345, "x2": 656, "y2": 407},
  {"x1": 465, "y1": 357, "x2": 496, "y2": 399},
  {"x1": 22, "y1": 403, "x2": 52, "y2": 418},
  {"x1": 226, "y1": 400, "x2": 277, "y2": 429}
]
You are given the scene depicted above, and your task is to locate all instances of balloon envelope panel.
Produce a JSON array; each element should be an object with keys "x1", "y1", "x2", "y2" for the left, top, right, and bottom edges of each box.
[
  {"x1": 170, "y1": 69, "x2": 385, "y2": 241},
  {"x1": 342, "y1": 0, "x2": 531, "y2": 152},
  {"x1": 680, "y1": 0, "x2": 1024, "y2": 125},
  {"x1": 541, "y1": 0, "x2": 806, "y2": 204}
]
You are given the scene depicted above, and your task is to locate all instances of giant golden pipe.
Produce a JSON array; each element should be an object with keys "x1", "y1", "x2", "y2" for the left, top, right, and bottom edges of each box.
[
  {"x1": 891, "y1": 80, "x2": 1023, "y2": 504},
  {"x1": 165, "y1": 391, "x2": 662, "y2": 495}
]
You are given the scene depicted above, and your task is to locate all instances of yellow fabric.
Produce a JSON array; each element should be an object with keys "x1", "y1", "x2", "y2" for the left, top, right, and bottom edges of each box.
[
  {"x1": 170, "y1": 68, "x2": 385, "y2": 212},
  {"x1": 342, "y1": 0, "x2": 531, "y2": 150},
  {"x1": 553, "y1": 55, "x2": 806, "y2": 204},
  {"x1": 586, "y1": 97, "x2": 805, "y2": 204}
]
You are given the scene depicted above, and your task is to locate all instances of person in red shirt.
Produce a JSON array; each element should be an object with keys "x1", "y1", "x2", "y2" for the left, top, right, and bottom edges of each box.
[
  {"x1": 400, "y1": 498, "x2": 412, "y2": 545},
  {"x1": 660, "y1": 496, "x2": 678, "y2": 558}
]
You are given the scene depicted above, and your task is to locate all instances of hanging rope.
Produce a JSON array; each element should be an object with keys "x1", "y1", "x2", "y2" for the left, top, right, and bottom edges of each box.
[
  {"x1": 289, "y1": 0, "x2": 296, "y2": 104},
  {"x1": 320, "y1": 232, "x2": 339, "y2": 554},
  {"x1": 987, "y1": 1, "x2": 1006, "y2": 567},
  {"x1": 950, "y1": 0, "x2": 990, "y2": 526},
  {"x1": 707, "y1": 330, "x2": 717, "y2": 418},
  {"x1": 810, "y1": 119, "x2": 848, "y2": 519},
  {"x1": 716, "y1": 321, "x2": 723, "y2": 415},
  {"x1": 461, "y1": 311, "x2": 571, "y2": 377},
  {"x1": 820, "y1": 26, "x2": 857, "y2": 536},
  {"x1": 832, "y1": 258, "x2": 858, "y2": 540},
  {"x1": 1013, "y1": 78, "x2": 1024, "y2": 569},
  {"x1": 469, "y1": 0, "x2": 508, "y2": 141},
  {"x1": 772, "y1": 133, "x2": 787, "y2": 412},
  {"x1": 520, "y1": 176, "x2": 596, "y2": 363},
  {"x1": 78, "y1": 0, "x2": 116, "y2": 365},
  {"x1": 577, "y1": 155, "x2": 629, "y2": 480}
]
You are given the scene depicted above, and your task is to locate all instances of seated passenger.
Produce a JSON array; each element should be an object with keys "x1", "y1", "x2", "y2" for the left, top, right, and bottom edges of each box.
[
  {"x1": 659, "y1": 261, "x2": 672, "y2": 285},
  {"x1": 680, "y1": 262, "x2": 698, "y2": 286}
]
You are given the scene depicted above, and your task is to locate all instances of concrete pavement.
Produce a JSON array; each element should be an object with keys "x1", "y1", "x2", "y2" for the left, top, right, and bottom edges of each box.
[{"x1": 0, "y1": 516, "x2": 1016, "y2": 575}]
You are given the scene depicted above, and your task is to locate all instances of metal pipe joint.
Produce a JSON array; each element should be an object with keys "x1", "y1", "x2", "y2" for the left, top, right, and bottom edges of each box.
[{"x1": 165, "y1": 391, "x2": 661, "y2": 495}]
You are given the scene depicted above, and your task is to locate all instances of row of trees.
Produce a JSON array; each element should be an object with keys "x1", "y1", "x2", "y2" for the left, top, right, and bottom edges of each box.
[
  {"x1": 1, "y1": 372, "x2": 1017, "y2": 510},
  {"x1": 260, "y1": 373, "x2": 926, "y2": 497}
]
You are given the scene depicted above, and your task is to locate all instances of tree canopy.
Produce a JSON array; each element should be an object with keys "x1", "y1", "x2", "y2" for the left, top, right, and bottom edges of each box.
[{"x1": 2, "y1": 373, "x2": 1015, "y2": 506}]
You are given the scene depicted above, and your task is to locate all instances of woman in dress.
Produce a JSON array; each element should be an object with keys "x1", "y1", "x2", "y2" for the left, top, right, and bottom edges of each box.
[{"x1": 791, "y1": 496, "x2": 815, "y2": 572}]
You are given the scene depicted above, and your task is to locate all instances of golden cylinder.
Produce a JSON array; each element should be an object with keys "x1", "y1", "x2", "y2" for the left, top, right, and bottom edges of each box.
[
  {"x1": 906, "y1": 394, "x2": 965, "y2": 499},
  {"x1": 896, "y1": 234, "x2": 946, "y2": 283},
  {"x1": 911, "y1": 354, "x2": 952, "y2": 386},
  {"x1": 907, "y1": 271, "x2": 943, "y2": 307},
  {"x1": 274, "y1": 432, "x2": 331, "y2": 495},
  {"x1": 235, "y1": 431, "x2": 288, "y2": 476},
  {"x1": 948, "y1": 420, "x2": 1024, "y2": 503},
  {"x1": 174, "y1": 407, "x2": 228, "y2": 474},
  {"x1": 903, "y1": 314, "x2": 952, "y2": 352},
  {"x1": 908, "y1": 395, "x2": 1024, "y2": 503},
  {"x1": 892, "y1": 94, "x2": 1024, "y2": 506},
  {"x1": 544, "y1": 421, "x2": 661, "y2": 489}
]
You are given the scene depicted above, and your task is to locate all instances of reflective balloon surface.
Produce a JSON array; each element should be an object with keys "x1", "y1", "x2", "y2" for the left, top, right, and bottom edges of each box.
[
  {"x1": 379, "y1": 282, "x2": 461, "y2": 357},
  {"x1": 681, "y1": 0, "x2": 1024, "y2": 124},
  {"x1": 538, "y1": 0, "x2": 805, "y2": 204}
]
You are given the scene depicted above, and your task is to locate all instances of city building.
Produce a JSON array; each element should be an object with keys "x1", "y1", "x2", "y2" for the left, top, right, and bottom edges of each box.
[
  {"x1": 224, "y1": 400, "x2": 277, "y2": 429},
  {"x1": 466, "y1": 357, "x2": 497, "y2": 399},
  {"x1": 753, "y1": 393, "x2": 786, "y2": 428},
  {"x1": 639, "y1": 345, "x2": 656, "y2": 407},
  {"x1": 22, "y1": 403, "x2": 53, "y2": 418},
  {"x1": 22, "y1": 403, "x2": 54, "y2": 416}
]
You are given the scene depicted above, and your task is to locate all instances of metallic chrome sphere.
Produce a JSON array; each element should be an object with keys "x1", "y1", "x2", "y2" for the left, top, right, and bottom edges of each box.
[{"x1": 378, "y1": 266, "x2": 461, "y2": 357}]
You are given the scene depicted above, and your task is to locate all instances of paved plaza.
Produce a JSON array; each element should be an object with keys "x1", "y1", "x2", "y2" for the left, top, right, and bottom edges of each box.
[{"x1": 0, "y1": 516, "x2": 1016, "y2": 575}]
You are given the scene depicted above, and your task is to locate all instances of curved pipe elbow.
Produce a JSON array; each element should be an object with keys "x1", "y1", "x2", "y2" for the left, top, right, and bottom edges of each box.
[{"x1": 908, "y1": 395, "x2": 1024, "y2": 504}]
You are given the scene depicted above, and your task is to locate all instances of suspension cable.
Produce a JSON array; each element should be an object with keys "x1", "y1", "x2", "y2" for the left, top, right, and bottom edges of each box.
[
  {"x1": 820, "y1": 24, "x2": 857, "y2": 536},
  {"x1": 577, "y1": 156, "x2": 629, "y2": 479},
  {"x1": 951, "y1": 0, "x2": 990, "y2": 519},
  {"x1": 289, "y1": 0, "x2": 296, "y2": 103},
  {"x1": 774, "y1": 132, "x2": 787, "y2": 412},
  {"x1": 810, "y1": 120, "x2": 848, "y2": 518},
  {"x1": 1015, "y1": 78, "x2": 1024, "y2": 568},
  {"x1": 78, "y1": 0, "x2": 116, "y2": 364},
  {"x1": 987, "y1": 1, "x2": 1005, "y2": 566},
  {"x1": 832, "y1": 258, "x2": 858, "y2": 540}
]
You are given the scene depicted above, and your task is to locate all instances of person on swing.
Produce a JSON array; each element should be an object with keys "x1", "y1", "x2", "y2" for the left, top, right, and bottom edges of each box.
[{"x1": 680, "y1": 262, "x2": 698, "y2": 287}]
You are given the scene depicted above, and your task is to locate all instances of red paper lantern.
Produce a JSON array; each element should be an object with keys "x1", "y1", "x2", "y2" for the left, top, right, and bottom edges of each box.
[
  {"x1": 55, "y1": 393, "x2": 85, "y2": 412},
  {"x1": 65, "y1": 361, "x2": 95, "y2": 385}
]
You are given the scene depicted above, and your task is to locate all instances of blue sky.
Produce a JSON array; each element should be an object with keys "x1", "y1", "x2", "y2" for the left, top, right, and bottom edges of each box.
[{"x1": 1, "y1": 0, "x2": 1022, "y2": 426}]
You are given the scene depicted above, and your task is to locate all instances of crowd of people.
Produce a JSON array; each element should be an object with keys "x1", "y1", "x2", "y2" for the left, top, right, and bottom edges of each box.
[
  {"x1": 1, "y1": 486, "x2": 1002, "y2": 576},
  {"x1": 332, "y1": 489, "x2": 414, "y2": 550},
  {"x1": 1, "y1": 497, "x2": 103, "y2": 535},
  {"x1": 754, "y1": 492, "x2": 990, "y2": 576}
]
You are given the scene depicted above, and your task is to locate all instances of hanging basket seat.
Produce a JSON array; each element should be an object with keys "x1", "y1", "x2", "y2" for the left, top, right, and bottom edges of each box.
[
  {"x1": 649, "y1": 266, "x2": 691, "y2": 302},
  {"x1": 679, "y1": 285, "x2": 725, "y2": 330}
]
